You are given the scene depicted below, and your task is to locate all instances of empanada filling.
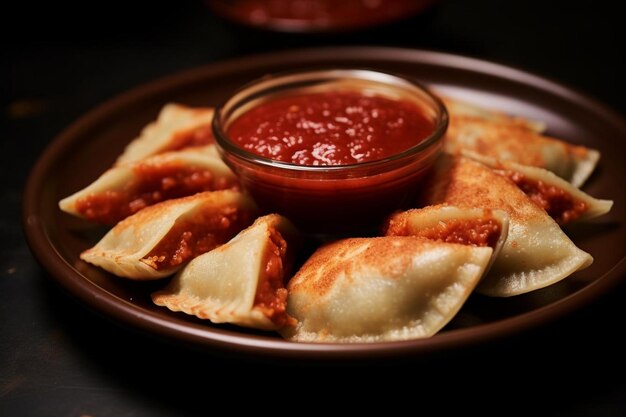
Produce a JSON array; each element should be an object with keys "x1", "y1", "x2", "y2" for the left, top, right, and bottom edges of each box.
[
  {"x1": 160, "y1": 124, "x2": 214, "y2": 153},
  {"x1": 253, "y1": 228, "x2": 295, "y2": 327},
  {"x1": 498, "y1": 170, "x2": 588, "y2": 225},
  {"x1": 75, "y1": 161, "x2": 237, "y2": 224},
  {"x1": 141, "y1": 206, "x2": 250, "y2": 271},
  {"x1": 387, "y1": 216, "x2": 501, "y2": 248}
]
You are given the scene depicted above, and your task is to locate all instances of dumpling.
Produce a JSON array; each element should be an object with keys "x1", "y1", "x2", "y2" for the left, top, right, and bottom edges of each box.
[
  {"x1": 59, "y1": 146, "x2": 238, "y2": 225},
  {"x1": 384, "y1": 205, "x2": 509, "y2": 270},
  {"x1": 444, "y1": 116, "x2": 599, "y2": 187},
  {"x1": 117, "y1": 104, "x2": 215, "y2": 164},
  {"x1": 152, "y1": 214, "x2": 299, "y2": 330},
  {"x1": 282, "y1": 237, "x2": 493, "y2": 343},
  {"x1": 441, "y1": 96, "x2": 546, "y2": 132},
  {"x1": 462, "y1": 152, "x2": 613, "y2": 224},
  {"x1": 419, "y1": 155, "x2": 593, "y2": 297},
  {"x1": 80, "y1": 190, "x2": 257, "y2": 280}
]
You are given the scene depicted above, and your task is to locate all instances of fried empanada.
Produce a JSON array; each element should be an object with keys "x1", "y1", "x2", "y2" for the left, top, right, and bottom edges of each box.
[
  {"x1": 444, "y1": 116, "x2": 599, "y2": 187},
  {"x1": 80, "y1": 190, "x2": 256, "y2": 280},
  {"x1": 463, "y1": 152, "x2": 612, "y2": 225},
  {"x1": 283, "y1": 237, "x2": 492, "y2": 343},
  {"x1": 117, "y1": 104, "x2": 215, "y2": 164},
  {"x1": 419, "y1": 155, "x2": 593, "y2": 297},
  {"x1": 60, "y1": 146, "x2": 237, "y2": 224},
  {"x1": 384, "y1": 204, "x2": 509, "y2": 271},
  {"x1": 152, "y1": 214, "x2": 299, "y2": 330},
  {"x1": 441, "y1": 96, "x2": 545, "y2": 132}
]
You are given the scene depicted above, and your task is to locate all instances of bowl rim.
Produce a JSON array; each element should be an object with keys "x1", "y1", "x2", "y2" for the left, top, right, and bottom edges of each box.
[{"x1": 212, "y1": 68, "x2": 449, "y2": 174}]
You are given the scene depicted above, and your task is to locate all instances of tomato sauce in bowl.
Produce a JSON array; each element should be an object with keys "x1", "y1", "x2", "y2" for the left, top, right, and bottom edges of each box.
[
  {"x1": 213, "y1": 69, "x2": 447, "y2": 234},
  {"x1": 226, "y1": 91, "x2": 435, "y2": 165}
]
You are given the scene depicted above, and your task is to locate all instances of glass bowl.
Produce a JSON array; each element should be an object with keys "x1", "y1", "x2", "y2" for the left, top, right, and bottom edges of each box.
[{"x1": 212, "y1": 68, "x2": 448, "y2": 234}]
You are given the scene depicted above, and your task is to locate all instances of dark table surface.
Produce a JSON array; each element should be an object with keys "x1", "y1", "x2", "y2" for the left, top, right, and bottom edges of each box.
[{"x1": 3, "y1": 1, "x2": 625, "y2": 414}]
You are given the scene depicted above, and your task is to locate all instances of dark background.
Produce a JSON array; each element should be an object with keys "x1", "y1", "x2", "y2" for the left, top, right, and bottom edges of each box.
[{"x1": 2, "y1": 1, "x2": 625, "y2": 414}]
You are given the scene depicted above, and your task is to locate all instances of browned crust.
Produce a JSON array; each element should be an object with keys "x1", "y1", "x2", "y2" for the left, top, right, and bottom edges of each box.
[
  {"x1": 420, "y1": 155, "x2": 544, "y2": 223},
  {"x1": 288, "y1": 236, "x2": 461, "y2": 297},
  {"x1": 445, "y1": 116, "x2": 590, "y2": 167}
]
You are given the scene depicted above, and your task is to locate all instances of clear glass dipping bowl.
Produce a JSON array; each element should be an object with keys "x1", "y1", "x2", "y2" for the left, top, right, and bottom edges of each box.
[{"x1": 212, "y1": 69, "x2": 448, "y2": 234}]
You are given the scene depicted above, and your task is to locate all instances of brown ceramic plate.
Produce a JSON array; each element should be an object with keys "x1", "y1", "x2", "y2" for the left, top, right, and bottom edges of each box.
[{"x1": 23, "y1": 48, "x2": 626, "y2": 359}]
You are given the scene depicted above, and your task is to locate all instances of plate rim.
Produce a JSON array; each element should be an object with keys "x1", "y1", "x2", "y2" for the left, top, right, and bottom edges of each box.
[{"x1": 22, "y1": 47, "x2": 626, "y2": 359}]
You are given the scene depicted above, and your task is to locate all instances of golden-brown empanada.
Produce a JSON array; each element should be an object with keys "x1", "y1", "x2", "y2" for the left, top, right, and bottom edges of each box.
[
  {"x1": 419, "y1": 155, "x2": 593, "y2": 296},
  {"x1": 444, "y1": 116, "x2": 599, "y2": 187},
  {"x1": 80, "y1": 190, "x2": 256, "y2": 280},
  {"x1": 152, "y1": 214, "x2": 298, "y2": 330},
  {"x1": 283, "y1": 236, "x2": 492, "y2": 343},
  {"x1": 441, "y1": 96, "x2": 545, "y2": 132},
  {"x1": 463, "y1": 152, "x2": 612, "y2": 225},
  {"x1": 117, "y1": 103, "x2": 215, "y2": 164},
  {"x1": 384, "y1": 204, "x2": 509, "y2": 271},
  {"x1": 60, "y1": 146, "x2": 237, "y2": 224}
]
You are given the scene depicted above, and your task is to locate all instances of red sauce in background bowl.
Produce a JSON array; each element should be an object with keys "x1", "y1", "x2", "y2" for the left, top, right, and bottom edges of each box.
[
  {"x1": 213, "y1": 69, "x2": 447, "y2": 234},
  {"x1": 207, "y1": 0, "x2": 439, "y2": 33}
]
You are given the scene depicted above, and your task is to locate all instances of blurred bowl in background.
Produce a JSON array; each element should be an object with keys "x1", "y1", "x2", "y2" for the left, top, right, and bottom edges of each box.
[{"x1": 206, "y1": 0, "x2": 439, "y2": 33}]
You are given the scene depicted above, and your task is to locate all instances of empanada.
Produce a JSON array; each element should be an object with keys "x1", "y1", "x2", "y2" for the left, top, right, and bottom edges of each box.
[
  {"x1": 441, "y1": 96, "x2": 545, "y2": 132},
  {"x1": 283, "y1": 237, "x2": 493, "y2": 343},
  {"x1": 153, "y1": 214, "x2": 298, "y2": 330},
  {"x1": 463, "y1": 152, "x2": 612, "y2": 225},
  {"x1": 60, "y1": 146, "x2": 237, "y2": 224},
  {"x1": 384, "y1": 204, "x2": 509, "y2": 271},
  {"x1": 117, "y1": 104, "x2": 215, "y2": 164},
  {"x1": 419, "y1": 155, "x2": 593, "y2": 296},
  {"x1": 444, "y1": 116, "x2": 599, "y2": 187},
  {"x1": 80, "y1": 190, "x2": 256, "y2": 280}
]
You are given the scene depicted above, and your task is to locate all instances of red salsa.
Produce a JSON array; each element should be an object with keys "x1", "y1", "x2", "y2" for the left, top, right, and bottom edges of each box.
[{"x1": 226, "y1": 91, "x2": 435, "y2": 166}]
